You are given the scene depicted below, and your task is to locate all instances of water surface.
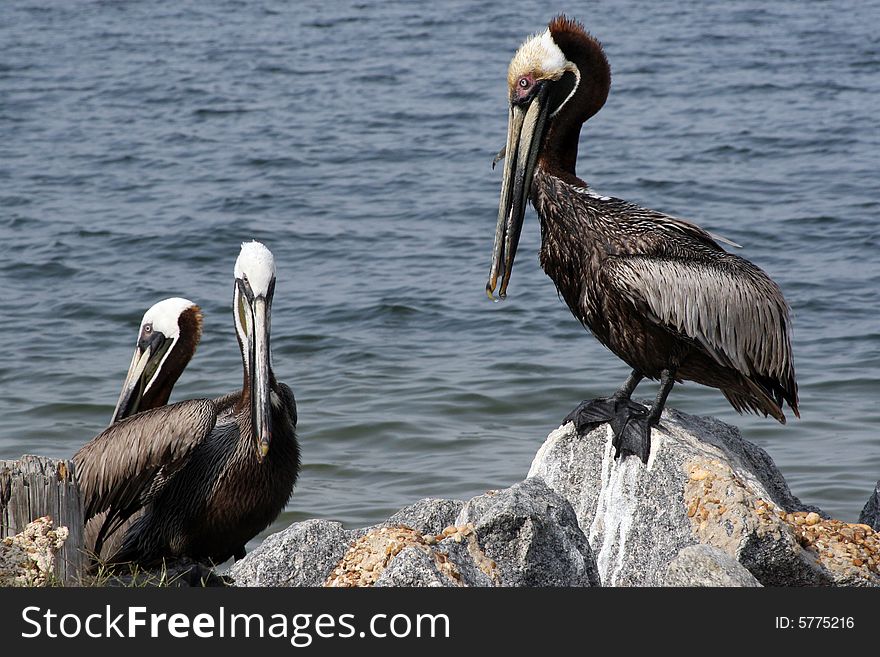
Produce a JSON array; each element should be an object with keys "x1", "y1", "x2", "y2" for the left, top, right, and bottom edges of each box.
[{"x1": 1, "y1": 1, "x2": 877, "y2": 549}]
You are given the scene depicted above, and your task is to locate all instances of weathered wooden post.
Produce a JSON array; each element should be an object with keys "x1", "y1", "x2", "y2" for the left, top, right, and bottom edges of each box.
[{"x1": 0, "y1": 455, "x2": 85, "y2": 584}]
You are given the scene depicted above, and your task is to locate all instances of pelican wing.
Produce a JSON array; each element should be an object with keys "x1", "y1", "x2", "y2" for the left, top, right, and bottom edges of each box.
[
  {"x1": 74, "y1": 398, "x2": 218, "y2": 545},
  {"x1": 605, "y1": 254, "x2": 796, "y2": 388}
]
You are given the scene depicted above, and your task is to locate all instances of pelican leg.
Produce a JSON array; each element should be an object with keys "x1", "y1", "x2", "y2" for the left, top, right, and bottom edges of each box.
[
  {"x1": 610, "y1": 369, "x2": 676, "y2": 463},
  {"x1": 563, "y1": 369, "x2": 653, "y2": 462},
  {"x1": 646, "y1": 369, "x2": 676, "y2": 427},
  {"x1": 612, "y1": 369, "x2": 644, "y2": 400}
]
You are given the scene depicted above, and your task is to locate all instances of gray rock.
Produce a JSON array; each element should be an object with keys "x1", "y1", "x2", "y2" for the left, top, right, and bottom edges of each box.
[
  {"x1": 231, "y1": 484, "x2": 597, "y2": 587},
  {"x1": 858, "y1": 481, "x2": 880, "y2": 531},
  {"x1": 528, "y1": 408, "x2": 869, "y2": 586},
  {"x1": 372, "y1": 539, "x2": 498, "y2": 588},
  {"x1": 232, "y1": 408, "x2": 878, "y2": 588},
  {"x1": 385, "y1": 498, "x2": 464, "y2": 535},
  {"x1": 432, "y1": 537, "x2": 499, "y2": 587},
  {"x1": 664, "y1": 545, "x2": 761, "y2": 587},
  {"x1": 373, "y1": 547, "x2": 457, "y2": 587},
  {"x1": 230, "y1": 519, "x2": 356, "y2": 587},
  {"x1": 455, "y1": 478, "x2": 600, "y2": 586}
]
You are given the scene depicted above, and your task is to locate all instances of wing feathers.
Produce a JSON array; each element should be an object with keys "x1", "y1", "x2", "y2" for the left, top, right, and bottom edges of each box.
[
  {"x1": 74, "y1": 398, "x2": 218, "y2": 531},
  {"x1": 607, "y1": 255, "x2": 796, "y2": 388}
]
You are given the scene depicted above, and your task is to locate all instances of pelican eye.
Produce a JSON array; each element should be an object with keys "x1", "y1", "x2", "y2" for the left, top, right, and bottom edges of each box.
[
  {"x1": 518, "y1": 77, "x2": 530, "y2": 88},
  {"x1": 239, "y1": 275, "x2": 256, "y2": 302},
  {"x1": 143, "y1": 323, "x2": 152, "y2": 335}
]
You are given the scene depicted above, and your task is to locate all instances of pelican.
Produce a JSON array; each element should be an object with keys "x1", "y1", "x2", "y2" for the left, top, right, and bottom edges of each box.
[
  {"x1": 79, "y1": 297, "x2": 203, "y2": 558},
  {"x1": 487, "y1": 16, "x2": 799, "y2": 462},
  {"x1": 75, "y1": 241, "x2": 300, "y2": 565}
]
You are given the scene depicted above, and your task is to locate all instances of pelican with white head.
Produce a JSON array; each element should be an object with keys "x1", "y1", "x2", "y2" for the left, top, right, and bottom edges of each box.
[{"x1": 233, "y1": 240, "x2": 278, "y2": 462}]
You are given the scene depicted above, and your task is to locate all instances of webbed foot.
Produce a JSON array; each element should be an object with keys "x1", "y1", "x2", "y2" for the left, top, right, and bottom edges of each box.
[{"x1": 563, "y1": 397, "x2": 654, "y2": 464}]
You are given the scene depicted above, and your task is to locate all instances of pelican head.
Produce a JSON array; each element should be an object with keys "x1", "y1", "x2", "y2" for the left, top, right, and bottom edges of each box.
[
  {"x1": 112, "y1": 297, "x2": 202, "y2": 423},
  {"x1": 233, "y1": 240, "x2": 277, "y2": 462},
  {"x1": 487, "y1": 16, "x2": 610, "y2": 299}
]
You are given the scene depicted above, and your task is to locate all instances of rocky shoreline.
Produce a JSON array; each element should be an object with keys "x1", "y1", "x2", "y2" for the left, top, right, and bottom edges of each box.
[
  {"x1": 3, "y1": 408, "x2": 879, "y2": 587},
  {"x1": 230, "y1": 409, "x2": 880, "y2": 587}
]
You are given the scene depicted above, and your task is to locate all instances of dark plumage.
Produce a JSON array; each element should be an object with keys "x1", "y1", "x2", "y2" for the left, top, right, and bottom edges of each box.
[{"x1": 488, "y1": 16, "x2": 798, "y2": 461}]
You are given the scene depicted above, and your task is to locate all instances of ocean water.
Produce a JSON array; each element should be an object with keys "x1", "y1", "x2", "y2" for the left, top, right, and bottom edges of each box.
[{"x1": 1, "y1": 0, "x2": 878, "y2": 552}]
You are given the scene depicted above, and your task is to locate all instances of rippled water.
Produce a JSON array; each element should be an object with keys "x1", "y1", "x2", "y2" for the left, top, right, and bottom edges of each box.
[{"x1": 1, "y1": 1, "x2": 878, "y2": 549}]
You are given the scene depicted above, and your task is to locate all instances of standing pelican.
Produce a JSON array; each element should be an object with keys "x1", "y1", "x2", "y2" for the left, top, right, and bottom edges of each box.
[
  {"x1": 75, "y1": 241, "x2": 300, "y2": 565},
  {"x1": 487, "y1": 16, "x2": 798, "y2": 462}
]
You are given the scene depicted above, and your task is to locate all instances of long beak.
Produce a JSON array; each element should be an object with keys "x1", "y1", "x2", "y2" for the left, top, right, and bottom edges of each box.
[
  {"x1": 487, "y1": 85, "x2": 551, "y2": 300},
  {"x1": 110, "y1": 333, "x2": 172, "y2": 423},
  {"x1": 249, "y1": 295, "x2": 272, "y2": 463}
]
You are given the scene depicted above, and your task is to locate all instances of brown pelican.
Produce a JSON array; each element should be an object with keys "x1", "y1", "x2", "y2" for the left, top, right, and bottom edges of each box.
[
  {"x1": 79, "y1": 297, "x2": 203, "y2": 558},
  {"x1": 75, "y1": 241, "x2": 300, "y2": 565},
  {"x1": 487, "y1": 16, "x2": 799, "y2": 462}
]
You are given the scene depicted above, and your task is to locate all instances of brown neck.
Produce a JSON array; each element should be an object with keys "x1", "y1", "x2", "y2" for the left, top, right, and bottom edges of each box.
[
  {"x1": 539, "y1": 18, "x2": 611, "y2": 180},
  {"x1": 141, "y1": 306, "x2": 202, "y2": 411}
]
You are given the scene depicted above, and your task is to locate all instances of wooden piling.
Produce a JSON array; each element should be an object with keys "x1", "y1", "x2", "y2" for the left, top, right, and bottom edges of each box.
[{"x1": 0, "y1": 455, "x2": 85, "y2": 584}]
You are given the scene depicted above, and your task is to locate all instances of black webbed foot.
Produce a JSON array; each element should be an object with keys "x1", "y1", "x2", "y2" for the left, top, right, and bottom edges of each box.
[{"x1": 563, "y1": 397, "x2": 655, "y2": 464}]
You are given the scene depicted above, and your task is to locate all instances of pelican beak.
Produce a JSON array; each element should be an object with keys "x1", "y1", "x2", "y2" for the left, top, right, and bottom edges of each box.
[
  {"x1": 111, "y1": 331, "x2": 173, "y2": 423},
  {"x1": 487, "y1": 83, "x2": 551, "y2": 300},
  {"x1": 491, "y1": 145, "x2": 506, "y2": 169},
  {"x1": 249, "y1": 294, "x2": 273, "y2": 463}
]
